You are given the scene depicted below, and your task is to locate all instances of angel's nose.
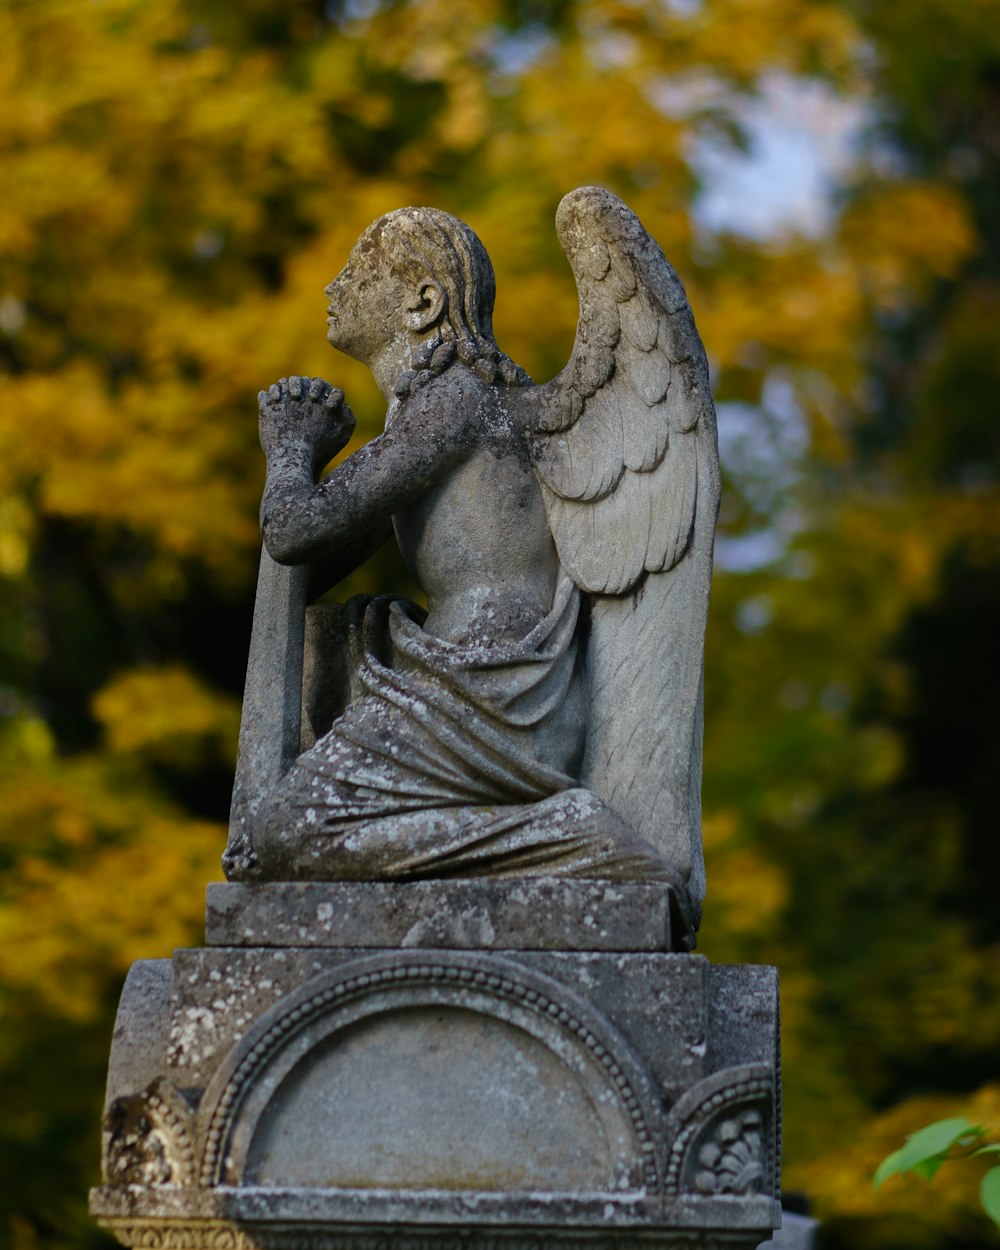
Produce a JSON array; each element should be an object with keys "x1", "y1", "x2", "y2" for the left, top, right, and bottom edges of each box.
[{"x1": 325, "y1": 265, "x2": 353, "y2": 300}]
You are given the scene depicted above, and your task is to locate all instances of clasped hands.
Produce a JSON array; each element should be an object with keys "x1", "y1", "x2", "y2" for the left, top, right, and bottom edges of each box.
[{"x1": 259, "y1": 376, "x2": 355, "y2": 473}]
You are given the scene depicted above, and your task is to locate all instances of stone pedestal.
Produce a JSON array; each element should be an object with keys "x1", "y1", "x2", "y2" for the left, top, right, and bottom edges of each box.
[{"x1": 90, "y1": 881, "x2": 781, "y2": 1249}]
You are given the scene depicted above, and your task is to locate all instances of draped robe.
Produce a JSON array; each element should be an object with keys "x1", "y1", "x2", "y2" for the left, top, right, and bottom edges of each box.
[{"x1": 253, "y1": 575, "x2": 676, "y2": 884}]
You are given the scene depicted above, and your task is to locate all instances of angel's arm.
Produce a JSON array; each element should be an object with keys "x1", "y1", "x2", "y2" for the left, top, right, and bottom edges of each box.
[
  {"x1": 259, "y1": 373, "x2": 481, "y2": 566},
  {"x1": 304, "y1": 524, "x2": 396, "y2": 599}
]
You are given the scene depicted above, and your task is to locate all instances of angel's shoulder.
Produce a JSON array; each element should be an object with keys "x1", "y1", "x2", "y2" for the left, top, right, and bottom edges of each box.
[
  {"x1": 415, "y1": 361, "x2": 487, "y2": 405},
  {"x1": 393, "y1": 362, "x2": 491, "y2": 442}
]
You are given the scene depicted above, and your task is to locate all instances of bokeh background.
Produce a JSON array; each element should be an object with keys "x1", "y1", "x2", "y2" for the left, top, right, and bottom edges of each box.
[{"x1": 1, "y1": 1, "x2": 999, "y2": 1246}]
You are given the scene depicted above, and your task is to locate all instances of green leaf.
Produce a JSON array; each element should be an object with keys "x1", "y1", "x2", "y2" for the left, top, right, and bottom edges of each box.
[
  {"x1": 913, "y1": 1156, "x2": 945, "y2": 1181},
  {"x1": 874, "y1": 1148, "x2": 906, "y2": 1189},
  {"x1": 980, "y1": 1167, "x2": 1000, "y2": 1233},
  {"x1": 973, "y1": 1145, "x2": 1000, "y2": 1158},
  {"x1": 896, "y1": 1118, "x2": 975, "y2": 1174}
]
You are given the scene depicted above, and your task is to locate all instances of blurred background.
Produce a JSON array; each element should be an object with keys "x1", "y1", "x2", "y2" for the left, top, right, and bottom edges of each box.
[{"x1": 1, "y1": 1, "x2": 998, "y2": 1246}]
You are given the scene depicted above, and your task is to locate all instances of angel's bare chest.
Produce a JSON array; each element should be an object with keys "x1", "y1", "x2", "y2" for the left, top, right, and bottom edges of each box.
[{"x1": 393, "y1": 436, "x2": 558, "y2": 619}]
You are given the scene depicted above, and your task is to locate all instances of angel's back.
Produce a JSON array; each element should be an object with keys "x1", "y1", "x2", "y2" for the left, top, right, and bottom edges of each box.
[{"x1": 391, "y1": 367, "x2": 560, "y2": 648}]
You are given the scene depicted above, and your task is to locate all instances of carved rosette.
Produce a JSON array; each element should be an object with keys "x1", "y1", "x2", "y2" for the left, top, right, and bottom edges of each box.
[
  {"x1": 103, "y1": 1078, "x2": 196, "y2": 1188},
  {"x1": 663, "y1": 1064, "x2": 776, "y2": 1199},
  {"x1": 691, "y1": 1109, "x2": 765, "y2": 1195}
]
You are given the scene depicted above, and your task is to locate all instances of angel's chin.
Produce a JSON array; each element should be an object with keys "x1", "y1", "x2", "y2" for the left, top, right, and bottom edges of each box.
[{"x1": 326, "y1": 332, "x2": 366, "y2": 367}]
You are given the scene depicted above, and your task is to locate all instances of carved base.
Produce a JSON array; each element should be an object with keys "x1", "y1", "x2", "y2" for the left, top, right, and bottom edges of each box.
[
  {"x1": 93, "y1": 1219, "x2": 771, "y2": 1250},
  {"x1": 91, "y1": 882, "x2": 780, "y2": 1250},
  {"x1": 94, "y1": 1220, "x2": 771, "y2": 1250}
]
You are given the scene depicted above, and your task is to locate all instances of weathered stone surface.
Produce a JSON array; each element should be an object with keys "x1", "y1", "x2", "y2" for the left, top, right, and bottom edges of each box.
[
  {"x1": 91, "y1": 1185, "x2": 778, "y2": 1249},
  {"x1": 94, "y1": 884, "x2": 780, "y2": 1249},
  {"x1": 103, "y1": 959, "x2": 171, "y2": 1108},
  {"x1": 165, "y1": 943, "x2": 710, "y2": 1093},
  {"x1": 246, "y1": 1007, "x2": 623, "y2": 1190},
  {"x1": 207, "y1": 953, "x2": 662, "y2": 1195},
  {"x1": 91, "y1": 1195, "x2": 780, "y2": 1245},
  {"x1": 224, "y1": 189, "x2": 719, "y2": 944},
  {"x1": 520, "y1": 952, "x2": 709, "y2": 1101},
  {"x1": 206, "y1": 880, "x2": 684, "y2": 952},
  {"x1": 90, "y1": 1185, "x2": 780, "y2": 1243},
  {"x1": 706, "y1": 963, "x2": 782, "y2": 1070}
]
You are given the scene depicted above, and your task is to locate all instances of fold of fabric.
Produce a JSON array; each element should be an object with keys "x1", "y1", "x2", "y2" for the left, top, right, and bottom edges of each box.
[{"x1": 256, "y1": 579, "x2": 674, "y2": 884}]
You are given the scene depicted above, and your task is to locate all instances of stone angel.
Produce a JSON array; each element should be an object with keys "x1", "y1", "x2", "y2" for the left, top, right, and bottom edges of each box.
[{"x1": 224, "y1": 187, "x2": 719, "y2": 943}]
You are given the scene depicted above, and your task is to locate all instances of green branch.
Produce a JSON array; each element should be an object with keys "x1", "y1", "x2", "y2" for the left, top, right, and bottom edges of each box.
[{"x1": 874, "y1": 1117, "x2": 1000, "y2": 1235}]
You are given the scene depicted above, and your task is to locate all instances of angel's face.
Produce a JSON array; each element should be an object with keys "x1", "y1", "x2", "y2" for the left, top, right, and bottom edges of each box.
[{"x1": 325, "y1": 233, "x2": 410, "y2": 365}]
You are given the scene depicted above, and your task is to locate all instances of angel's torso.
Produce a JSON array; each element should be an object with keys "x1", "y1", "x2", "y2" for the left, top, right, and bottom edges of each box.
[{"x1": 389, "y1": 373, "x2": 560, "y2": 649}]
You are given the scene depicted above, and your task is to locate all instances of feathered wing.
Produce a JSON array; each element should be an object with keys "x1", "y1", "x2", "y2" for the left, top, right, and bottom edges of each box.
[{"x1": 522, "y1": 186, "x2": 720, "y2": 904}]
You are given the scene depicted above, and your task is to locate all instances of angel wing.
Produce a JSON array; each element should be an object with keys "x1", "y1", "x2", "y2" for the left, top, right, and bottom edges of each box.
[{"x1": 521, "y1": 186, "x2": 720, "y2": 905}]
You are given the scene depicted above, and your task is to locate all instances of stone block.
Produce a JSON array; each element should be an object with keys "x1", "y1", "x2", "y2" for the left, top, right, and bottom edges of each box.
[
  {"x1": 92, "y1": 883, "x2": 781, "y2": 1250},
  {"x1": 205, "y1": 879, "x2": 685, "y2": 952}
]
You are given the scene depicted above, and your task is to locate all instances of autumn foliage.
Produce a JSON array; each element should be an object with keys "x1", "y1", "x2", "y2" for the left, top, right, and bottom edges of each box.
[{"x1": 1, "y1": 2, "x2": 999, "y2": 1247}]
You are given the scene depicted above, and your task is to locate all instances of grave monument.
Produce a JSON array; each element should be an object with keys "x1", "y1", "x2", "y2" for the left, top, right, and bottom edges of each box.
[{"x1": 90, "y1": 187, "x2": 783, "y2": 1249}]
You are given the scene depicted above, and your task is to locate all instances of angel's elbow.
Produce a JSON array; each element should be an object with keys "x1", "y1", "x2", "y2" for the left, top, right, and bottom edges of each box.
[
  {"x1": 260, "y1": 508, "x2": 316, "y2": 565},
  {"x1": 261, "y1": 526, "x2": 305, "y2": 565}
]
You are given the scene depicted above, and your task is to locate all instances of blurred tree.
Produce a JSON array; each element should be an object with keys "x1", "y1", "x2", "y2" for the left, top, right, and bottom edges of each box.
[
  {"x1": 0, "y1": 1, "x2": 997, "y2": 1247},
  {"x1": 697, "y1": 3, "x2": 1000, "y2": 1246}
]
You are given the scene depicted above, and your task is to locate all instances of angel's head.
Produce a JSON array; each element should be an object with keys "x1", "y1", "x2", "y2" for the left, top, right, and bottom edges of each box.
[{"x1": 325, "y1": 206, "x2": 528, "y2": 398}]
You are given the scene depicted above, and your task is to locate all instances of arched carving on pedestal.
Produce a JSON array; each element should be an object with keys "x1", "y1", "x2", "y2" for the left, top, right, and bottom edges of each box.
[
  {"x1": 663, "y1": 1064, "x2": 777, "y2": 1199},
  {"x1": 196, "y1": 952, "x2": 664, "y2": 1195}
]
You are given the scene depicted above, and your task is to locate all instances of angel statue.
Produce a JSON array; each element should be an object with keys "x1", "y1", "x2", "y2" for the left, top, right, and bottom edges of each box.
[{"x1": 224, "y1": 186, "x2": 719, "y2": 945}]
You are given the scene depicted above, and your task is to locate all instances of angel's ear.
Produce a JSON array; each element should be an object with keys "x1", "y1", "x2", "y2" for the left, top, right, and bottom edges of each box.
[{"x1": 403, "y1": 281, "x2": 446, "y2": 332}]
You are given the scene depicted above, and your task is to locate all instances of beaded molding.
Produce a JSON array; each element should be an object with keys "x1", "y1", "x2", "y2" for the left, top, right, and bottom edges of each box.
[{"x1": 199, "y1": 960, "x2": 659, "y2": 1191}]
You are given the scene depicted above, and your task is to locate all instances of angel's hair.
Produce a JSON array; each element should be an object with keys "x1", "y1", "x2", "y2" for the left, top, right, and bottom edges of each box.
[{"x1": 368, "y1": 206, "x2": 530, "y2": 399}]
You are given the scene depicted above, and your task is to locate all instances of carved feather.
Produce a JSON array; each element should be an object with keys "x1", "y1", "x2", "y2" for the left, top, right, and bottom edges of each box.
[
  {"x1": 618, "y1": 376, "x2": 668, "y2": 473},
  {"x1": 670, "y1": 357, "x2": 711, "y2": 433},
  {"x1": 536, "y1": 387, "x2": 583, "y2": 434},
  {"x1": 540, "y1": 475, "x2": 647, "y2": 594},
  {"x1": 532, "y1": 385, "x2": 626, "y2": 502},
  {"x1": 646, "y1": 430, "x2": 698, "y2": 572},
  {"x1": 606, "y1": 250, "x2": 638, "y2": 302},
  {"x1": 577, "y1": 237, "x2": 611, "y2": 281},
  {"x1": 623, "y1": 337, "x2": 671, "y2": 406},
  {"x1": 620, "y1": 288, "x2": 659, "y2": 352}
]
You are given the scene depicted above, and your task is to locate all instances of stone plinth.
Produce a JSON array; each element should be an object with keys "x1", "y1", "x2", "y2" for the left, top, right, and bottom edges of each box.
[{"x1": 90, "y1": 881, "x2": 780, "y2": 1250}]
